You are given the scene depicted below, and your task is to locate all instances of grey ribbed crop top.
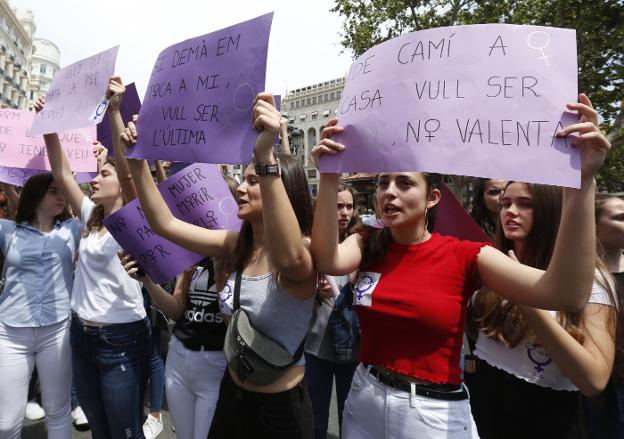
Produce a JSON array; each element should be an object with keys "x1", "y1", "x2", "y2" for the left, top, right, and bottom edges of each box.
[{"x1": 218, "y1": 272, "x2": 315, "y2": 366}]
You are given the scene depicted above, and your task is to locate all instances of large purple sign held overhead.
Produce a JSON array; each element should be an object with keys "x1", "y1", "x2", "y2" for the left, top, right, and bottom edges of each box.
[
  {"x1": 128, "y1": 13, "x2": 273, "y2": 165},
  {"x1": 30, "y1": 46, "x2": 120, "y2": 135},
  {"x1": 320, "y1": 24, "x2": 580, "y2": 188},
  {"x1": 103, "y1": 163, "x2": 242, "y2": 282}
]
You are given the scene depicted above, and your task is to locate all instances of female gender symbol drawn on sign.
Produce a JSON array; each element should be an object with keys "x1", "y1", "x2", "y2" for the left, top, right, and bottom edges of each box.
[
  {"x1": 526, "y1": 31, "x2": 551, "y2": 67},
  {"x1": 222, "y1": 83, "x2": 255, "y2": 130},
  {"x1": 218, "y1": 196, "x2": 240, "y2": 227},
  {"x1": 219, "y1": 282, "x2": 233, "y2": 308},
  {"x1": 89, "y1": 97, "x2": 110, "y2": 123},
  {"x1": 354, "y1": 274, "x2": 376, "y2": 302}
]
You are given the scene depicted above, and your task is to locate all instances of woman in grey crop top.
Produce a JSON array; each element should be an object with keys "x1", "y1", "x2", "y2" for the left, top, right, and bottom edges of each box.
[{"x1": 120, "y1": 93, "x2": 317, "y2": 439}]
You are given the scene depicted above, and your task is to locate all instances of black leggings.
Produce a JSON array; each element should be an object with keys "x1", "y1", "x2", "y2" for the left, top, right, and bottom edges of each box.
[
  {"x1": 464, "y1": 358, "x2": 585, "y2": 439},
  {"x1": 207, "y1": 370, "x2": 314, "y2": 439}
]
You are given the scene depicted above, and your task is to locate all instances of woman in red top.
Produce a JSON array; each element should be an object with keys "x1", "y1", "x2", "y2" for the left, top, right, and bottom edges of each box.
[{"x1": 310, "y1": 94, "x2": 611, "y2": 439}]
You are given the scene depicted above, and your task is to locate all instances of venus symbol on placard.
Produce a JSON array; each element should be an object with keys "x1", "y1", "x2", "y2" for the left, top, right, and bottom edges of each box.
[
  {"x1": 222, "y1": 83, "x2": 255, "y2": 129},
  {"x1": 526, "y1": 31, "x2": 551, "y2": 67}
]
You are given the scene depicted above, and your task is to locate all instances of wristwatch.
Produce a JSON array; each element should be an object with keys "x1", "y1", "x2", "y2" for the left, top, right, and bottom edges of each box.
[{"x1": 255, "y1": 159, "x2": 281, "y2": 177}]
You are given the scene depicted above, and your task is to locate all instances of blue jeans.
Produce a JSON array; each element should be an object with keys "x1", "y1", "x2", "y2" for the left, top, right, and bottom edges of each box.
[
  {"x1": 305, "y1": 353, "x2": 357, "y2": 439},
  {"x1": 147, "y1": 327, "x2": 165, "y2": 412},
  {"x1": 70, "y1": 314, "x2": 151, "y2": 439}
]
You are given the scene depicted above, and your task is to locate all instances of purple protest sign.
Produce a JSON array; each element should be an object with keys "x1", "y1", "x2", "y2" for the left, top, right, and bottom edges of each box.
[
  {"x1": 320, "y1": 24, "x2": 580, "y2": 188},
  {"x1": 104, "y1": 202, "x2": 204, "y2": 283},
  {"x1": 0, "y1": 166, "x2": 45, "y2": 186},
  {"x1": 0, "y1": 109, "x2": 97, "y2": 171},
  {"x1": 434, "y1": 184, "x2": 492, "y2": 243},
  {"x1": 30, "y1": 46, "x2": 120, "y2": 136},
  {"x1": 128, "y1": 13, "x2": 273, "y2": 165},
  {"x1": 103, "y1": 163, "x2": 242, "y2": 282},
  {"x1": 97, "y1": 82, "x2": 142, "y2": 154}
]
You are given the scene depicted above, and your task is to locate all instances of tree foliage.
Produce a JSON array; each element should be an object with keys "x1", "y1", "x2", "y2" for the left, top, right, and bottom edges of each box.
[{"x1": 331, "y1": 0, "x2": 624, "y2": 190}]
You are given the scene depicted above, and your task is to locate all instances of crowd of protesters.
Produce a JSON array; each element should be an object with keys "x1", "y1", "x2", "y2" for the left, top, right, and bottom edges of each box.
[{"x1": 0, "y1": 72, "x2": 620, "y2": 439}]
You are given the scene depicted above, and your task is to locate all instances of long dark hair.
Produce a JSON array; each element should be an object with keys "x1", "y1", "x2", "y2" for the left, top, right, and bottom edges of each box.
[
  {"x1": 471, "y1": 182, "x2": 618, "y2": 350},
  {"x1": 338, "y1": 181, "x2": 358, "y2": 243},
  {"x1": 357, "y1": 172, "x2": 441, "y2": 270},
  {"x1": 15, "y1": 173, "x2": 71, "y2": 223},
  {"x1": 470, "y1": 178, "x2": 498, "y2": 238},
  {"x1": 224, "y1": 153, "x2": 313, "y2": 276}
]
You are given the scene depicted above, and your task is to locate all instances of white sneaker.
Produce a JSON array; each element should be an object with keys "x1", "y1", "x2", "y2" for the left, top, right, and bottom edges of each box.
[
  {"x1": 24, "y1": 401, "x2": 45, "y2": 420},
  {"x1": 72, "y1": 406, "x2": 89, "y2": 428},
  {"x1": 143, "y1": 413, "x2": 163, "y2": 439}
]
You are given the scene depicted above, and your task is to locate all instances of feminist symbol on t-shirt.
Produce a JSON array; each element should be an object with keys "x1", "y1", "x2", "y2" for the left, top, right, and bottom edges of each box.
[
  {"x1": 219, "y1": 283, "x2": 233, "y2": 306},
  {"x1": 526, "y1": 341, "x2": 552, "y2": 375},
  {"x1": 354, "y1": 275, "x2": 375, "y2": 301}
]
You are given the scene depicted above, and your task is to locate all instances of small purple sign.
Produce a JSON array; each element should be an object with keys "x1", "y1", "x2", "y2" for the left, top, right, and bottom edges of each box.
[
  {"x1": 128, "y1": 13, "x2": 273, "y2": 165},
  {"x1": 0, "y1": 166, "x2": 45, "y2": 186},
  {"x1": 97, "y1": 82, "x2": 142, "y2": 154},
  {"x1": 320, "y1": 24, "x2": 580, "y2": 188},
  {"x1": 103, "y1": 163, "x2": 242, "y2": 282},
  {"x1": 30, "y1": 46, "x2": 120, "y2": 135}
]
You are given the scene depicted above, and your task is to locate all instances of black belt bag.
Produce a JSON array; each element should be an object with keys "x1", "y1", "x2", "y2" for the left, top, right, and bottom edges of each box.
[
  {"x1": 224, "y1": 271, "x2": 304, "y2": 386},
  {"x1": 367, "y1": 365, "x2": 469, "y2": 401}
]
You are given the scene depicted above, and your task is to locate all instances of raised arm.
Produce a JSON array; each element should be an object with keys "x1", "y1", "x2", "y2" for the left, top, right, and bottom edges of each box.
[
  {"x1": 121, "y1": 119, "x2": 238, "y2": 258},
  {"x1": 478, "y1": 94, "x2": 611, "y2": 311},
  {"x1": 106, "y1": 76, "x2": 137, "y2": 203},
  {"x1": 252, "y1": 93, "x2": 315, "y2": 284},
  {"x1": 310, "y1": 120, "x2": 363, "y2": 275},
  {"x1": 36, "y1": 97, "x2": 86, "y2": 219},
  {"x1": 119, "y1": 252, "x2": 186, "y2": 320}
]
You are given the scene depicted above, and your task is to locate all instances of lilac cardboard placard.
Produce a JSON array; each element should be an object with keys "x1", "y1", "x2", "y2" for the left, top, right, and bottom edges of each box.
[
  {"x1": 320, "y1": 24, "x2": 580, "y2": 188},
  {"x1": 30, "y1": 46, "x2": 120, "y2": 135},
  {"x1": 103, "y1": 163, "x2": 242, "y2": 282},
  {"x1": 97, "y1": 82, "x2": 142, "y2": 155},
  {"x1": 0, "y1": 166, "x2": 44, "y2": 186},
  {"x1": 0, "y1": 109, "x2": 97, "y2": 171},
  {"x1": 128, "y1": 13, "x2": 273, "y2": 165}
]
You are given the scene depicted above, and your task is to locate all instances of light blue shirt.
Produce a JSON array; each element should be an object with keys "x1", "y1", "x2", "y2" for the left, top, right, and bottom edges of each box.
[{"x1": 0, "y1": 218, "x2": 82, "y2": 327}]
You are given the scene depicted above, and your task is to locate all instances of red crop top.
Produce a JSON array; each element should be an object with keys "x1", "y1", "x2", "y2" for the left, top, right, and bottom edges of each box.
[{"x1": 354, "y1": 233, "x2": 487, "y2": 385}]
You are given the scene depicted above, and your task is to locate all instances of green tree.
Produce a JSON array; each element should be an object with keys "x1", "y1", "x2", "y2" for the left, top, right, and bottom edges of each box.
[{"x1": 332, "y1": 0, "x2": 624, "y2": 192}]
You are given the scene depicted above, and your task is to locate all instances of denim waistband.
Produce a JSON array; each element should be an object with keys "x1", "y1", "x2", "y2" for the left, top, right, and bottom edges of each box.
[{"x1": 71, "y1": 312, "x2": 148, "y2": 332}]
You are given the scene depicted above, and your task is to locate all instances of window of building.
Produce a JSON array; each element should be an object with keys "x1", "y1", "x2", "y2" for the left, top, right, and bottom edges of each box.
[
  {"x1": 312, "y1": 96, "x2": 316, "y2": 104},
  {"x1": 331, "y1": 92, "x2": 335, "y2": 100},
  {"x1": 307, "y1": 169, "x2": 317, "y2": 179},
  {"x1": 309, "y1": 184, "x2": 318, "y2": 196},
  {"x1": 288, "y1": 116, "x2": 295, "y2": 124},
  {"x1": 295, "y1": 100, "x2": 300, "y2": 108},
  {"x1": 311, "y1": 112, "x2": 318, "y2": 120},
  {"x1": 39, "y1": 64, "x2": 46, "y2": 74},
  {"x1": 323, "y1": 110, "x2": 330, "y2": 117},
  {"x1": 290, "y1": 102, "x2": 294, "y2": 109},
  {"x1": 300, "y1": 114, "x2": 307, "y2": 122},
  {"x1": 337, "y1": 91, "x2": 341, "y2": 99},
  {"x1": 325, "y1": 93, "x2": 329, "y2": 101},
  {"x1": 306, "y1": 98, "x2": 311, "y2": 105},
  {"x1": 29, "y1": 90, "x2": 33, "y2": 99}
]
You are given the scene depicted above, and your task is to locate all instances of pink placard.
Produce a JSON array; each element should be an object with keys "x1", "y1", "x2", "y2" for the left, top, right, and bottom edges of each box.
[
  {"x1": 30, "y1": 46, "x2": 119, "y2": 135},
  {"x1": 0, "y1": 109, "x2": 96, "y2": 172},
  {"x1": 320, "y1": 24, "x2": 580, "y2": 188}
]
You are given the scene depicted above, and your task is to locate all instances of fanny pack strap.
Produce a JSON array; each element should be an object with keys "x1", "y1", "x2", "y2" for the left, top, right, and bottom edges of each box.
[{"x1": 231, "y1": 269, "x2": 305, "y2": 364}]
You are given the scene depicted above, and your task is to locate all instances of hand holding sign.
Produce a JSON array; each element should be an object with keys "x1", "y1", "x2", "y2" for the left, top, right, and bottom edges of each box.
[
  {"x1": 106, "y1": 77, "x2": 126, "y2": 113},
  {"x1": 311, "y1": 118, "x2": 345, "y2": 170},
  {"x1": 556, "y1": 94, "x2": 611, "y2": 180},
  {"x1": 252, "y1": 93, "x2": 281, "y2": 162}
]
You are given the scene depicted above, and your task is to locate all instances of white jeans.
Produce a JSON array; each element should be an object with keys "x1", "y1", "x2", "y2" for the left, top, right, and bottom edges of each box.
[
  {"x1": 165, "y1": 336, "x2": 227, "y2": 439},
  {"x1": 343, "y1": 364, "x2": 480, "y2": 439},
  {"x1": 0, "y1": 319, "x2": 72, "y2": 439}
]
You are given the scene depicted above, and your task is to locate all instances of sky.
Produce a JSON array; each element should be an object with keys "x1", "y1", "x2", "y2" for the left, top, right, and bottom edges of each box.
[{"x1": 10, "y1": 0, "x2": 354, "y2": 99}]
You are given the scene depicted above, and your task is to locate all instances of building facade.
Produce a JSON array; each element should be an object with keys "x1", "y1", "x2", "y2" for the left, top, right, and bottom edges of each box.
[
  {"x1": 281, "y1": 77, "x2": 345, "y2": 195},
  {"x1": 27, "y1": 38, "x2": 60, "y2": 110},
  {"x1": 0, "y1": 1, "x2": 34, "y2": 109}
]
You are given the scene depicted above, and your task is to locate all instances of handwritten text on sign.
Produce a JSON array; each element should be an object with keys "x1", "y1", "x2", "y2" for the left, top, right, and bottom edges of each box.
[
  {"x1": 103, "y1": 163, "x2": 242, "y2": 282},
  {"x1": 320, "y1": 24, "x2": 580, "y2": 188},
  {"x1": 128, "y1": 13, "x2": 273, "y2": 165},
  {"x1": 0, "y1": 109, "x2": 96, "y2": 172},
  {"x1": 30, "y1": 46, "x2": 119, "y2": 136}
]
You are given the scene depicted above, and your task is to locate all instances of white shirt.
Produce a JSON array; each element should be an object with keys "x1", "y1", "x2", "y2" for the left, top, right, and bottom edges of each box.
[
  {"x1": 475, "y1": 278, "x2": 614, "y2": 391},
  {"x1": 70, "y1": 197, "x2": 145, "y2": 323}
]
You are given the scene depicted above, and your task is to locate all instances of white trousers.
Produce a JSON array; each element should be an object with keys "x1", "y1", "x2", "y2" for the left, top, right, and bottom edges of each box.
[
  {"x1": 343, "y1": 364, "x2": 480, "y2": 439},
  {"x1": 0, "y1": 319, "x2": 72, "y2": 439},
  {"x1": 165, "y1": 336, "x2": 227, "y2": 439}
]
